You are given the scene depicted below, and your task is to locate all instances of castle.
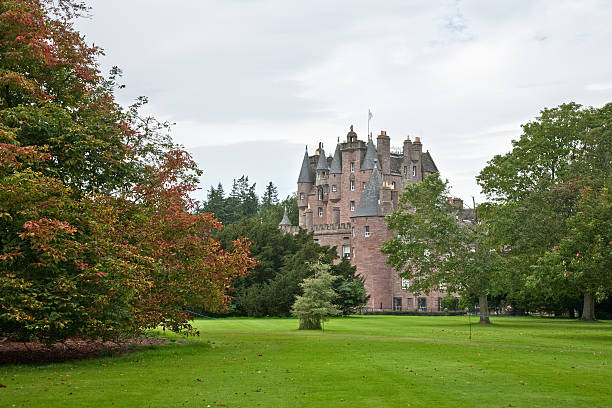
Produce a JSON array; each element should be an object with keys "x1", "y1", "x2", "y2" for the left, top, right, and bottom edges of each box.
[{"x1": 280, "y1": 126, "x2": 452, "y2": 312}]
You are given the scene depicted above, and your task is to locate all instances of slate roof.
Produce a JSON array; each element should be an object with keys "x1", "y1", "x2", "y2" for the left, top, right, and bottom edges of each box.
[
  {"x1": 329, "y1": 144, "x2": 342, "y2": 174},
  {"x1": 279, "y1": 207, "x2": 292, "y2": 226},
  {"x1": 421, "y1": 151, "x2": 439, "y2": 174},
  {"x1": 297, "y1": 149, "x2": 314, "y2": 183},
  {"x1": 360, "y1": 138, "x2": 377, "y2": 170},
  {"x1": 352, "y1": 162, "x2": 383, "y2": 217},
  {"x1": 316, "y1": 148, "x2": 329, "y2": 170},
  {"x1": 390, "y1": 155, "x2": 402, "y2": 174}
]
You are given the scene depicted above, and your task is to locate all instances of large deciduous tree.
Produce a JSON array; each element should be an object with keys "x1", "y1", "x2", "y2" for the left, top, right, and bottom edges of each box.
[
  {"x1": 0, "y1": 0, "x2": 255, "y2": 343},
  {"x1": 477, "y1": 102, "x2": 611, "y2": 320},
  {"x1": 382, "y1": 174, "x2": 504, "y2": 324}
]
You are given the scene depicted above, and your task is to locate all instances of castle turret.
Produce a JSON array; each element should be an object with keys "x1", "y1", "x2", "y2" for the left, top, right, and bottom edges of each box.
[
  {"x1": 304, "y1": 207, "x2": 313, "y2": 230},
  {"x1": 350, "y1": 161, "x2": 395, "y2": 309},
  {"x1": 315, "y1": 144, "x2": 328, "y2": 186},
  {"x1": 297, "y1": 147, "x2": 314, "y2": 227},
  {"x1": 361, "y1": 138, "x2": 377, "y2": 170},
  {"x1": 329, "y1": 142, "x2": 342, "y2": 202},
  {"x1": 353, "y1": 160, "x2": 382, "y2": 217}
]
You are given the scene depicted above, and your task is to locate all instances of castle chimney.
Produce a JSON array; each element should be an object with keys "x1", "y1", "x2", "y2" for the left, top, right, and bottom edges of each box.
[
  {"x1": 380, "y1": 183, "x2": 394, "y2": 216},
  {"x1": 403, "y1": 135, "x2": 413, "y2": 157},
  {"x1": 377, "y1": 130, "x2": 390, "y2": 175},
  {"x1": 304, "y1": 208, "x2": 313, "y2": 230}
]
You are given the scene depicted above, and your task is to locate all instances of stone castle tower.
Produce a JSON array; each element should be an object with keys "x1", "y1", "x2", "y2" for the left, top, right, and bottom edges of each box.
[{"x1": 283, "y1": 126, "x2": 451, "y2": 311}]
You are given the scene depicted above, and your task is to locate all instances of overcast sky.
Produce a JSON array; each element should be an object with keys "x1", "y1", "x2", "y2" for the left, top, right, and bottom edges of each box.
[{"x1": 77, "y1": 0, "x2": 612, "y2": 204}]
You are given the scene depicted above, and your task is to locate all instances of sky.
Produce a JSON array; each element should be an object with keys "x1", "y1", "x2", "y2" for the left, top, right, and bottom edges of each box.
[{"x1": 76, "y1": 0, "x2": 612, "y2": 205}]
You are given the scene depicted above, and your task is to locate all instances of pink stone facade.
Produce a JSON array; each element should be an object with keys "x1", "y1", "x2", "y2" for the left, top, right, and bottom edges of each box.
[{"x1": 287, "y1": 127, "x2": 451, "y2": 312}]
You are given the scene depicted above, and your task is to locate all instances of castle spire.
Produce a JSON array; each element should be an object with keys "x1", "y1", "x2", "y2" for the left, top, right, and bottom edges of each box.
[
  {"x1": 297, "y1": 147, "x2": 314, "y2": 183},
  {"x1": 352, "y1": 160, "x2": 383, "y2": 217},
  {"x1": 316, "y1": 146, "x2": 328, "y2": 170},
  {"x1": 361, "y1": 137, "x2": 377, "y2": 170},
  {"x1": 279, "y1": 206, "x2": 291, "y2": 226},
  {"x1": 329, "y1": 143, "x2": 342, "y2": 174}
]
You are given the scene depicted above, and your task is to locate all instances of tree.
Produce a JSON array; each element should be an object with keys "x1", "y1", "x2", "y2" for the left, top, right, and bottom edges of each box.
[
  {"x1": 477, "y1": 102, "x2": 612, "y2": 320},
  {"x1": 261, "y1": 182, "x2": 278, "y2": 207},
  {"x1": 381, "y1": 174, "x2": 504, "y2": 323},
  {"x1": 331, "y1": 258, "x2": 369, "y2": 315},
  {"x1": 201, "y1": 183, "x2": 229, "y2": 225},
  {"x1": 216, "y1": 218, "x2": 337, "y2": 317},
  {"x1": 0, "y1": 0, "x2": 256, "y2": 343},
  {"x1": 291, "y1": 262, "x2": 340, "y2": 330}
]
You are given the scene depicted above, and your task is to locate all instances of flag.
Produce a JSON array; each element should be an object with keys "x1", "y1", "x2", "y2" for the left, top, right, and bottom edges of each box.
[{"x1": 368, "y1": 109, "x2": 373, "y2": 120}]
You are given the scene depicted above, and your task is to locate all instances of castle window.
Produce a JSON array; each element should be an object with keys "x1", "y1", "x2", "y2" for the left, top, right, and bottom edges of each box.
[
  {"x1": 418, "y1": 297, "x2": 427, "y2": 311},
  {"x1": 404, "y1": 166, "x2": 408, "y2": 176},
  {"x1": 318, "y1": 190, "x2": 323, "y2": 200},
  {"x1": 350, "y1": 162, "x2": 355, "y2": 172},
  {"x1": 332, "y1": 185, "x2": 337, "y2": 192},
  {"x1": 393, "y1": 297, "x2": 402, "y2": 311},
  {"x1": 342, "y1": 245, "x2": 350, "y2": 258},
  {"x1": 401, "y1": 278, "x2": 410, "y2": 290},
  {"x1": 364, "y1": 225, "x2": 370, "y2": 237},
  {"x1": 318, "y1": 207, "x2": 323, "y2": 217},
  {"x1": 392, "y1": 181, "x2": 396, "y2": 189},
  {"x1": 412, "y1": 166, "x2": 417, "y2": 177},
  {"x1": 350, "y1": 180, "x2": 355, "y2": 191},
  {"x1": 350, "y1": 201, "x2": 355, "y2": 211},
  {"x1": 300, "y1": 193, "x2": 304, "y2": 200},
  {"x1": 362, "y1": 182, "x2": 366, "y2": 190}
]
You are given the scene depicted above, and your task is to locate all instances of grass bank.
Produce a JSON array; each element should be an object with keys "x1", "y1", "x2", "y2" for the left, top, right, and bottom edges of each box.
[{"x1": 1, "y1": 316, "x2": 610, "y2": 407}]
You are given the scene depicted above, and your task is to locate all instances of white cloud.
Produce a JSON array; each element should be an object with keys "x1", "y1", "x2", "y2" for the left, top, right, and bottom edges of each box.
[
  {"x1": 585, "y1": 83, "x2": 612, "y2": 91},
  {"x1": 77, "y1": 0, "x2": 612, "y2": 203}
]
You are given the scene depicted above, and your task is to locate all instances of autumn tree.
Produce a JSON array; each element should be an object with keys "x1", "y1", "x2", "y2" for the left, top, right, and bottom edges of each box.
[{"x1": 0, "y1": 0, "x2": 255, "y2": 343}]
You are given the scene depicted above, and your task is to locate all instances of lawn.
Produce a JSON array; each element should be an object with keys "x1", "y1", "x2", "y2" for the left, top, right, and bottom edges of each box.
[{"x1": 1, "y1": 316, "x2": 610, "y2": 407}]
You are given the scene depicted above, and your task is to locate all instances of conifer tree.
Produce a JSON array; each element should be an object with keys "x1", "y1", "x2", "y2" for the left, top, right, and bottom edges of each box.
[{"x1": 291, "y1": 262, "x2": 340, "y2": 330}]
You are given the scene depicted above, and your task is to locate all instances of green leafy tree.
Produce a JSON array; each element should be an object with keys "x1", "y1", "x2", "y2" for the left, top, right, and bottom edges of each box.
[
  {"x1": 477, "y1": 102, "x2": 612, "y2": 320},
  {"x1": 217, "y1": 219, "x2": 340, "y2": 317},
  {"x1": 382, "y1": 174, "x2": 504, "y2": 324},
  {"x1": 291, "y1": 262, "x2": 340, "y2": 330}
]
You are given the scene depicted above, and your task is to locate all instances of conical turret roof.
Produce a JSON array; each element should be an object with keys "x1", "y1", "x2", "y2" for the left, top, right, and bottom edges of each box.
[
  {"x1": 352, "y1": 161, "x2": 382, "y2": 217},
  {"x1": 279, "y1": 207, "x2": 291, "y2": 226},
  {"x1": 361, "y1": 138, "x2": 377, "y2": 170},
  {"x1": 329, "y1": 144, "x2": 342, "y2": 174},
  {"x1": 298, "y1": 148, "x2": 314, "y2": 183},
  {"x1": 316, "y1": 148, "x2": 328, "y2": 170}
]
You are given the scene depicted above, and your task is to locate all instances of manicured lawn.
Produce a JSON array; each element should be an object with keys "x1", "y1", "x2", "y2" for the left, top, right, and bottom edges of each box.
[{"x1": 1, "y1": 316, "x2": 610, "y2": 407}]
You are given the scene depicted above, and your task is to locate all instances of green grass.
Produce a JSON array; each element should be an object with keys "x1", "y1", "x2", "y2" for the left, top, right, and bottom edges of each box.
[{"x1": 1, "y1": 316, "x2": 611, "y2": 407}]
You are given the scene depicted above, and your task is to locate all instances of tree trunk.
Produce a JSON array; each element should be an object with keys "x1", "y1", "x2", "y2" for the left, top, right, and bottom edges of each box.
[
  {"x1": 478, "y1": 294, "x2": 492, "y2": 324},
  {"x1": 581, "y1": 292, "x2": 596, "y2": 321},
  {"x1": 299, "y1": 317, "x2": 322, "y2": 330}
]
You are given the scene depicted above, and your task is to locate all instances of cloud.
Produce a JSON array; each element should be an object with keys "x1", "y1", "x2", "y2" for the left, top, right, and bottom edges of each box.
[
  {"x1": 77, "y1": 0, "x2": 612, "y2": 203},
  {"x1": 585, "y1": 83, "x2": 612, "y2": 91}
]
